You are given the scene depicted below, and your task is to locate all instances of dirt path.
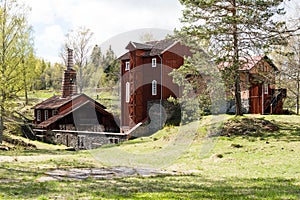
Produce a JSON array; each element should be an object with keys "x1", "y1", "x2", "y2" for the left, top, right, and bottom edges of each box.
[
  {"x1": 0, "y1": 155, "x2": 67, "y2": 162},
  {"x1": 37, "y1": 167, "x2": 176, "y2": 182}
]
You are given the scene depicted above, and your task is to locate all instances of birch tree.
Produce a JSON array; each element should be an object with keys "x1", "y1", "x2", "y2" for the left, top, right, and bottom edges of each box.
[
  {"x1": 0, "y1": 0, "x2": 33, "y2": 143},
  {"x1": 62, "y1": 27, "x2": 94, "y2": 93}
]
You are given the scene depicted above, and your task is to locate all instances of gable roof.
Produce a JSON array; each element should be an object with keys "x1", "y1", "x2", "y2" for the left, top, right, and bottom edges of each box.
[
  {"x1": 240, "y1": 55, "x2": 278, "y2": 71},
  {"x1": 219, "y1": 55, "x2": 278, "y2": 71},
  {"x1": 126, "y1": 41, "x2": 153, "y2": 51},
  {"x1": 148, "y1": 39, "x2": 178, "y2": 56},
  {"x1": 122, "y1": 39, "x2": 179, "y2": 58},
  {"x1": 118, "y1": 52, "x2": 130, "y2": 60},
  {"x1": 36, "y1": 98, "x2": 113, "y2": 129},
  {"x1": 33, "y1": 93, "x2": 106, "y2": 110},
  {"x1": 33, "y1": 95, "x2": 78, "y2": 110}
]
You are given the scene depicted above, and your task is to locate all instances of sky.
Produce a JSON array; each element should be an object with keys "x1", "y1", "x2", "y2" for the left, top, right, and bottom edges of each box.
[
  {"x1": 25, "y1": 0, "x2": 183, "y2": 63},
  {"x1": 24, "y1": 0, "x2": 300, "y2": 64}
]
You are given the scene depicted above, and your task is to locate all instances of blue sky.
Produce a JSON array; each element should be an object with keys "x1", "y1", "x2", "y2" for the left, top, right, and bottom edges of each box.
[{"x1": 25, "y1": 0, "x2": 183, "y2": 63}]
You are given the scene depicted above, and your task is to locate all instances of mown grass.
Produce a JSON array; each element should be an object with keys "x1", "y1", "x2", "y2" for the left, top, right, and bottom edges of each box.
[{"x1": 0, "y1": 114, "x2": 299, "y2": 199}]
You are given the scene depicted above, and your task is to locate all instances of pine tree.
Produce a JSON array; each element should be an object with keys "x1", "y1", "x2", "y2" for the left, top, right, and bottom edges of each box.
[{"x1": 177, "y1": 0, "x2": 294, "y2": 115}]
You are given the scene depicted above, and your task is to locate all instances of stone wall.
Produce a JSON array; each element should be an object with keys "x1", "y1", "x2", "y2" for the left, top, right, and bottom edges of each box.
[
  {"x1": 46, "y1": 130, "x2": 127, "y2": 150},
  {"x1": 130, "y1": 100, "x2": 180, "y2": 138}
]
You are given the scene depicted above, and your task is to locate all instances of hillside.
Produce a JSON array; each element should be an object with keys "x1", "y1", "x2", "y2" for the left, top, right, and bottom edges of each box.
[{"x1": 0, "y1": 114, "x2": 299, "y2": 199}]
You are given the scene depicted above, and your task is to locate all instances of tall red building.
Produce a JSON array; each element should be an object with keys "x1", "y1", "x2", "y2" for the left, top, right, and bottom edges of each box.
[{"x1": 119, "y1": 39, "x2": 191, "y2": 132}]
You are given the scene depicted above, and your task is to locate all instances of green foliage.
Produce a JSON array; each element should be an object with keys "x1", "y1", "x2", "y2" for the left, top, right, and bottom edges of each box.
[
  {"x1": 101, "y1": 45, "x2": 119, "y2": 87},
  {"x1": 0, "y1": 0, "x2": 36, "y2": 143},
  {"x1": 170, "y1": 51, "x2": 226, "y2": 123},
  {"x1": 273, "y1": 35, "x2": 300, "y2": 114},
  {"x1": 177, "y1": 0, "x2": 290, "y2": 115},
  {"x1": 81, "y1": 44, "x2": 119, "y2": 89}
]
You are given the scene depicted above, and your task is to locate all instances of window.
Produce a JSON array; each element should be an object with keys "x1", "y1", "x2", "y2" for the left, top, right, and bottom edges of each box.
[
  {"x1": 126, "y1": 82, "x2": 130, "y2": 103},
  {"x1": 152, "y1": 58, "x2": 157, "y2": 68},
  {"x1": 78, "y1": 136, "x2": 85, "y2": 148},
  {"x1": 109, "y1": 138, "x2": 119, "y2": 144},
  {"x1": 264, "y1": 84, "x2": 268, "y2": 94},
  {"x1": 52, "y1": 110, "x2": 58, "y2": 116},
  {"x1": 125, "y1": 61, "x2": 130, "y2": 71},
  {"x1": 37, "y1": 110, "x2": 41, "y2": 122},
  {"x1": 152, "y1": 80, "x2": 157, "y2": 95},
  {"x1": 44, "y1": 110, "x2": 49, "y2": 120}
]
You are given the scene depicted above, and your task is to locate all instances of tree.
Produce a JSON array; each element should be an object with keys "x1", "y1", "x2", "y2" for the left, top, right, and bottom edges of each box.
[
  {"x1": 0, "y1": 0, "x2": 33, "y2": 143},
  {"x1": 177, "y1": 0, "x2": 295, "y2": 116},
  {"x1": 61, "y1": 26, "x2": 93, "y2": 93},
  {"x1": 21, "y1": 50, "x2": 36, "y2": 105},
  {"x1": 90, "y1": 44, "x2": 102, "y2": 68},
  {"x1": 102, "y1": 46, "x2": 119, "y2": 87},
  {"x1": 139, "y1": 32, "x2": 155, "y2": 43},
  {"x1": 18, "y1": 29, "x2": 35, "y2": 105},
  {"x1": 274, "y1": 35, "x2": 300, "y2": 114}
]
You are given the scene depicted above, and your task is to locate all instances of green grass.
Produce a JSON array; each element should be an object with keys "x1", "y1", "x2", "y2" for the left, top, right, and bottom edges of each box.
[
  {"x1": 27, "y1": 90, "x2": 60, "y2": 99},
  {"x1": 0, "y1": 114, "x2": 300, "y2": 199}
]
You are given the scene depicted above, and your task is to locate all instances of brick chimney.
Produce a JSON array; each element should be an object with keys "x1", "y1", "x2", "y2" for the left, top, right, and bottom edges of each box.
[{"x1": 61, "y1": 48, "x2": 77, "y2": 98}]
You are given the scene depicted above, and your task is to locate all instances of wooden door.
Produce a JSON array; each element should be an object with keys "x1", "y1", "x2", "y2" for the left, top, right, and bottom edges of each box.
[
  {"x1": 249, "y1": 84, "x2": 262, "y2": 114},
  {"x1": 129, "y1": 69, "x2": 144, "y2": 126}
]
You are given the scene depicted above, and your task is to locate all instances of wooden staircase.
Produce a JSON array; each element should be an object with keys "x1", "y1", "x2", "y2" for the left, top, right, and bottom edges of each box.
[{"x1": 264, "y1": 89, "x2": 287, "y2": 114}]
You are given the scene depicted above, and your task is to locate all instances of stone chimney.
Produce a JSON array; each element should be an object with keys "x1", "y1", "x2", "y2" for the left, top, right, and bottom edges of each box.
[{"x1": 61, "y1": 48, "x2": 77, "y2": 98}]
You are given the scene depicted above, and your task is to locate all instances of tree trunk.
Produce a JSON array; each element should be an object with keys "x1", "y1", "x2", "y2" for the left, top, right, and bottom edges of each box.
[
  {"x1": 232, "y1": 0, "x2": 243, "y2": 116},
  {"x1": 0, "y1": 115, "x2": 3, "y2": 144},
  {"x1": 79, "y1": 64, "x2": 83, "y2": 93},
  {"x1": 25, "y1": 87, "x2": 28, "y2": 105},
  {"x1": 297, "y1": 80, "x2": 299, "y2": 115},
  {"x1": 0, "y1": 90, "x2": 4, "y2": 144},
  {"x1": 234, "y1": 75, "x2": 243, "y2": 115},
  {"x1": 23, "y1": 63, "x2": 28, "y2": 105}
]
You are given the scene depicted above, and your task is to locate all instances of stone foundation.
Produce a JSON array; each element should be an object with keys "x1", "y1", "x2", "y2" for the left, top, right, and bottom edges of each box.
[{"x1": 41, "y1": 130, "x2": 127, "y2": 150}]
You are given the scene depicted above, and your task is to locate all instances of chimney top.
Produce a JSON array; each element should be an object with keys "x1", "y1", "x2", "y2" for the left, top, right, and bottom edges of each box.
[{"x1": 67, "y1": 48, "x2": 74, "y2": 70}]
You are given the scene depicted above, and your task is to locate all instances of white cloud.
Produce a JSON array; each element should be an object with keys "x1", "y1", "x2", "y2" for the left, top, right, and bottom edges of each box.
[
  {"x1": 25, "y1": 0, "x2": 183, "y2": 63},
  {"x1": 35, "y1": 25, "x2": 65, "y2": 62}
]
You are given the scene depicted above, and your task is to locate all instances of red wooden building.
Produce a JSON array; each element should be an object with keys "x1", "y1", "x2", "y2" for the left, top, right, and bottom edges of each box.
[
  {"x1": 119, "y1": 39, "x2": 192, "y2": 131},
  {"x1": 221, "y1": 55, "x2": 286, "y2": 114},
  {"x1": 33, "y1": 49, "x2": 121, "y2": 149},
  {"x1": 119, "y1": 39, "x2": 287, "y2": 132}
]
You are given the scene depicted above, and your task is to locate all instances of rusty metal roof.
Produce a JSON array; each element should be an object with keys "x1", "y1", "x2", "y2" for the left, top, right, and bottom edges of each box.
[{"x1": 33, "y1": 94, "x2": 79, "y2": 109}]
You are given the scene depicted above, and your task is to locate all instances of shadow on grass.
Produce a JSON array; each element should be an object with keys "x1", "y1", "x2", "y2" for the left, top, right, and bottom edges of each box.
[
  {"x1": 0, "y1": 174, "x2": 299, "y2": 199},
  {"x1": 219, "y1": 117, "x2": 300, "y2": 142},
  {"x1": 274, "y1": 122, "x2": 300, "y2": 141}
]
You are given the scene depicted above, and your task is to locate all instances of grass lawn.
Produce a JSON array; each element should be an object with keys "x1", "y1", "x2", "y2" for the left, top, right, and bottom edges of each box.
[{"x1": 0, "y1": 114, "x2": 299, "y2": 199}]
